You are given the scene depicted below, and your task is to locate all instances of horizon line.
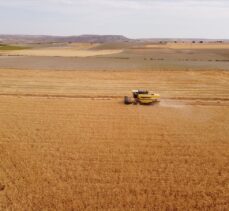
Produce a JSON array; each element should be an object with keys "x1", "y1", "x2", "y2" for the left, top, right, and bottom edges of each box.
[{"x1": 0, "y1": 34, "x2": 229, "y2": 41}]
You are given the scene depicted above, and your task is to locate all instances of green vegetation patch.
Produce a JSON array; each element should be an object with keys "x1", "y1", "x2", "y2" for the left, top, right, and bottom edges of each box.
[{"x1": 0, "y1": 44, "x2": 29, "y2": 51}]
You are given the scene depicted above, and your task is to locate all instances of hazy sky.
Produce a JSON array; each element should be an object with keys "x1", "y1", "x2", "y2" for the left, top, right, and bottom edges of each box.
[{"x1": 0, "y1": 0, "x2": 229, "y2": 38}]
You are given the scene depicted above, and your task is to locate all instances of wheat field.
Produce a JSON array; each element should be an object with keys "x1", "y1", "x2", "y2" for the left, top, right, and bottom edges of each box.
[
  {"x1": 0, "y1": 68, "x2": 229, "y2": 210},
  {"x1": 0, "y1": 46, "x2": 123, "y2": 58}
]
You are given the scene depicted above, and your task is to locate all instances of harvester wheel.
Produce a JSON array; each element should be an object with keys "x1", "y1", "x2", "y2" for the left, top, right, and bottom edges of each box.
[
  {"x1": 124, "y1": 96, "x2": 132, "y2": 105},
  {"x1": 133, "y1": 99, "x2": 138, "y2": 105}
]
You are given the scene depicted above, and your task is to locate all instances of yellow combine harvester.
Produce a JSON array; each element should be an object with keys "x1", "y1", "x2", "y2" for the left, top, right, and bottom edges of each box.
[{"x1": 124, "y1": 90, "x2": 160, "y2": 105}]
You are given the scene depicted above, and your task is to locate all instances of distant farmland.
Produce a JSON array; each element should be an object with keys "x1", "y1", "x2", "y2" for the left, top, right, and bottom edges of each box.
[
  {"x1": 0, "y1": 44, "x2": 29, "y2": 51},
  {"x1": 0, "y1": 41, "x2": 229, "y2": 210}
]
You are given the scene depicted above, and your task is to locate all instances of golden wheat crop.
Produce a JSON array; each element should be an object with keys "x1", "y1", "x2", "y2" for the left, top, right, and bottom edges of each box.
[{"x1": 0, "y1": 69, "x2": 228, "y2": 210}]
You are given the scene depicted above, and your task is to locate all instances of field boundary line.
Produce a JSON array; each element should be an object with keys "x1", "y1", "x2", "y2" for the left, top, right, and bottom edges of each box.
[{"x1": 0, "y1": 93, "x2": 229, "y2": 102}]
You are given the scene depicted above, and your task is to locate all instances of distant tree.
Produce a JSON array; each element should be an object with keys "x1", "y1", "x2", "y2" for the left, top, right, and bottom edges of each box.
[
  {"x1": 199, "y1": 41, "x2": 204, "y2": 43},
  {"x1": 192, "y1": 41, "x2": 196, "y2": 43}
]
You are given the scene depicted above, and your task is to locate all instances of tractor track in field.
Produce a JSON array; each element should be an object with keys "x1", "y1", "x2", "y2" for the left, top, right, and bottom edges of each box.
[{"x1": 0, "y1": 93, "x2": 121, "y2": 99}]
